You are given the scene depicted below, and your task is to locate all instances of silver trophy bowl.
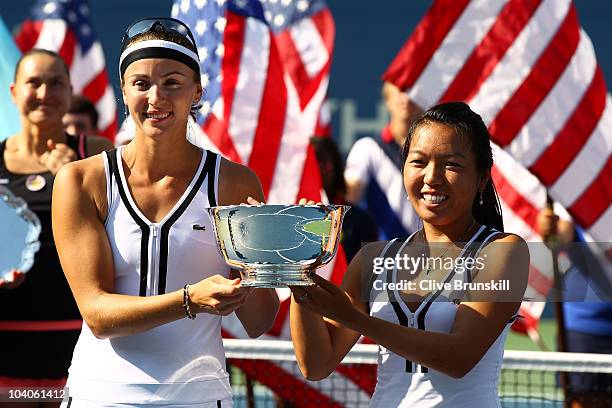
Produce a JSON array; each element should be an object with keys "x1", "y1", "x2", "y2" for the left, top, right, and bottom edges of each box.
[{"x1": 208, "y1": 204, "x2": 348, "y2": 288}]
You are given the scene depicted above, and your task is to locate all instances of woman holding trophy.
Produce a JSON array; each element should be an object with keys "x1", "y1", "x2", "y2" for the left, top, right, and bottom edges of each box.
[
  {"x1": 52, "y1": 18, "x2": 278, "y2": 406},
  {"x1": 289, "y1": 102, "x2": 529, "y2": 407}
]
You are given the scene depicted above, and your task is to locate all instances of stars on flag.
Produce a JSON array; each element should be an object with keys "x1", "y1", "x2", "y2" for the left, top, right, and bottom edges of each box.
[
  {"x1": 42, "y1": 2, "x2": 57, "y2": 14},
  {"x1": 173, "y1": 0, "x2": 327, "y2": 129},
  {"x1": 37, "y1": 0, "x2": 96, "y2": 51},
  {"x1": 296, "y1": 0, "x2": 309, "y2": 12},
  {"x1": 80, "y1": 24, "x2": 91, "y2": 37},
  {"x1": 198, "y1": 47, "x2": 208, "y2": 61},
  {"x1": 195, "y1": 19, "x2": 207, "y2": 35},
  {"x1": 194, "y1": 0, "x2": 207, "y2": 9},
  {"x1": 172, "y1": 0, "x2": 230, "y2": 123},
  {"x1": 214, "y1": 16, "x2": 227, "y2": 32},
  {"x1": 235, "y1": 0, "x2": 248, "y2": 8},
  {"x1": 200, "y1": 101, "x2": 211, "y2": 115},
  {"x1": 180, "y1": 0, "x2": 191, "y2": 14},
  {"x1": 215, "y1": 43, "x2": 224, "y2": 57},
  {"x1": 201, "y1": 73, "x2": 210, "y2": 87}
]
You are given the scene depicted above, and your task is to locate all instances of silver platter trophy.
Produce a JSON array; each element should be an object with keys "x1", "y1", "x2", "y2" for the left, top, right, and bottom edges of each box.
[
  {"x1": 0, "y1": 186, "x2": 41, "y2": 280},
  {"x1": 208, "y1": 204, "x2": 348, "y2": 288}
]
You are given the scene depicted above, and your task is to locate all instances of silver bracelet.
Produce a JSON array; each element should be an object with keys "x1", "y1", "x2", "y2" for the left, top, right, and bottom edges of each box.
[{"x1": 182, "y1": 284, "x2": 196, "y2": 320}]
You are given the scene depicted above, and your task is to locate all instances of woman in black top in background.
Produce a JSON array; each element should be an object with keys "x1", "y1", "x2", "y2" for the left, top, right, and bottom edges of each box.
[{"x1": 0, "y1": 49, "x2": 111, "y2": 406}]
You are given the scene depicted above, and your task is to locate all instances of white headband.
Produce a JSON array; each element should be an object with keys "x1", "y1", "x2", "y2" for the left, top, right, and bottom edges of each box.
[{"x1": 119, "y1": 40, "x2": 200, "y2": 77}]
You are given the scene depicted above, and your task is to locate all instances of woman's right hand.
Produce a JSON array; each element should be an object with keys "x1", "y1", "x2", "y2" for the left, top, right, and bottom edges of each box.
[
  {"x1": 536, "y1": 207, "x2": 558, "y2": 239},
  {"x1": 40, "y1": 139, "x2": 77, "y2": 175},
  {"x1": 188, "y1": 275, "x2": 252, "y2": 316},
  {"x1": 246, "y1": 196, "x2": 263, "y2": 205}
]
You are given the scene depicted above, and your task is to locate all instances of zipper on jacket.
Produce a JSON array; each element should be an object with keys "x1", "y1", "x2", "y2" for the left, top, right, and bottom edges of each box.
[{"x1": 150, "y1": 225, "x2": 159, "y2": 295}]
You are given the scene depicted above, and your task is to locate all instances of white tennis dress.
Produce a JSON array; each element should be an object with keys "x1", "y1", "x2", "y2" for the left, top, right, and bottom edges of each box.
[
  {"x1": 368, "y1": 225, "x2": 515, "y2": 408},
  {"x1": 63, "y1": 147, "x2": 232, "y2": 407}
]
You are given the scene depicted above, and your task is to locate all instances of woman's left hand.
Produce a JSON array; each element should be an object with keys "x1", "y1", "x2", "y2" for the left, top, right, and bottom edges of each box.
[
  {"x1": 245, "y1": 197, "x2": 317, "y2": 205},
  {"x1": 291, "y1": 274, "x2": 359, "y2": 326},
  {"x1": 297, "y1": 198, "x2": 317, "y2": 205},
  {"x1": 245, "y1": 196, "x2": 262, "y2": 205}
]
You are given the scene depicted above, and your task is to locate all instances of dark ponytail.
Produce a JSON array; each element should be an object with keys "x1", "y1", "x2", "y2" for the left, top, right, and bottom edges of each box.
[
  {"x1": 401, "y1": 101, "x2": 504, "y2": 232},
  {"x1": 474, "y1": 178, "x2": 504, "y2": 232}
]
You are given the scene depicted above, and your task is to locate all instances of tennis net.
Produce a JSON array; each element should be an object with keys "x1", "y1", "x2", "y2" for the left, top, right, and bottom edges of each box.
[{"x1": 223, "y1": 339, "x2": 612, "y2": 408}]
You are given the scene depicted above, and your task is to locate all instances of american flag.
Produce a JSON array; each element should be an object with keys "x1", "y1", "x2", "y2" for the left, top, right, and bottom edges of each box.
[
  {"x1": 382, "y1": 0, "x2": 612, "y2": 338},
  {"x1": 172, "y1": 1, "x2": 372, "y2": 406},
  {"x1": 172, "y1": 0, "x2": 333, "y2": 204},
  {"x1": 14, "y1": 0, "x2": 117, "y2": 141}
]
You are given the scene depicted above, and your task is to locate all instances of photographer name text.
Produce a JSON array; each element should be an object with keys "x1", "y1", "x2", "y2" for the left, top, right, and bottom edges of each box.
[{"x1": 373, "y1": 279, "x2": 510, "y2": 292}]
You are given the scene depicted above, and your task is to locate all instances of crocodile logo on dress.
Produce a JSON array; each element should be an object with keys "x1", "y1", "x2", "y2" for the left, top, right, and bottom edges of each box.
[{"x1": 192, "y1": 224, "x2": 207, "y2": 231}]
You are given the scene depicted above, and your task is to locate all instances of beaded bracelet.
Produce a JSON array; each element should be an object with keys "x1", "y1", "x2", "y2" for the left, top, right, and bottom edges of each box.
[{"x1": 182, "y1": 284, "x2": 196, "y2": 320}]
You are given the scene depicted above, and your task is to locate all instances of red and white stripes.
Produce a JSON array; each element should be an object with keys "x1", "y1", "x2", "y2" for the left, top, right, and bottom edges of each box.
[
  {"x1": 202, "y1": 7, "x2": 333, "y2": 205},
  {"x1": 383, "y1": 0, "x2": 612, "y2": 333},
  {"x1": 15, "y1": 18, "x2": 118, "y2": 141}
]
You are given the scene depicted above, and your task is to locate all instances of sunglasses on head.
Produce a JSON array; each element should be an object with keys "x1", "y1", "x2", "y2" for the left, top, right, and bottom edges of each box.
[{"x1": 121, "y1": 17, "x2": 197, "y2": 53}]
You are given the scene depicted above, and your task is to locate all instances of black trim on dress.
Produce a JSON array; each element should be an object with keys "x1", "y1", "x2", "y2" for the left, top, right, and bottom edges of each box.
[
  {"x1": 383, "y1": 239, "x2": 413, "y2": 372},
  {"x1": 415, "y1": 226, "x2": 495, "y2": 373},
  {"x1": 157, "y1": 151, "x2": 215, "y2": 294},
  {"x1": 107, "y1": 149, "x2": 151, "y2": 297},
  {"x1": 207, "y1": 153, "x2": 217, "y2": 207}
]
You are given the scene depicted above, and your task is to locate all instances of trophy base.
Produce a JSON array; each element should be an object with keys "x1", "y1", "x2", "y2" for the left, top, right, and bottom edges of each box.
[{"x1": 240, "y1": 269, "x2": 315, "y2": 288}]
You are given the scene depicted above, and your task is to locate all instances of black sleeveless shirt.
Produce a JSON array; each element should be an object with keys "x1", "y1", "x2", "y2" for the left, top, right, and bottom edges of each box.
[{"x1": 0, "y1": 135, "x2": 87, "y2": 321}]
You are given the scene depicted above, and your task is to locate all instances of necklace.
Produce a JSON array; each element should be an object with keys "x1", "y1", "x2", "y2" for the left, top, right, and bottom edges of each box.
[{"x1": 421, "y1": 220, "x2": 477, "y2": 275}]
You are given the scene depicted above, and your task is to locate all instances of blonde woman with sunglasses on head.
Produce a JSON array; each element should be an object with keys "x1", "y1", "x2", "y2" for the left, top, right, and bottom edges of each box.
[{"x1": 52, "y1": 18, "x2": 279, "y2": 407}]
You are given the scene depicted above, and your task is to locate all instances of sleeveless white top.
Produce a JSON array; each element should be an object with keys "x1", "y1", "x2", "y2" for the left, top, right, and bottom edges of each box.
[
  {"x1": 368, "y1": 225, "x2": 515, "y2": 408},
  {"x1": 66, "y1": 146, "x2": 232, "y2": 405}
]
